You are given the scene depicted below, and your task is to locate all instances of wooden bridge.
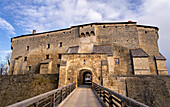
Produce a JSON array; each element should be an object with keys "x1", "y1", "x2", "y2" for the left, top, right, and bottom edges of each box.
[{"x1": 8, "y1": 83, "x2": 149, "y2": 107}]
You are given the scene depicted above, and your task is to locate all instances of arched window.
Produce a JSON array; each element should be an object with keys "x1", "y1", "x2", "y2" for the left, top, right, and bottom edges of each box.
[
  {"x1": 90, "y1": 31, "x2": 95, "y2": 36},
  {"x1": 86, "y1": 32, "x2": 90, "y2": 36},
  {"x1": 80, "y1": 33, "x2": 85, "y2": 37}
]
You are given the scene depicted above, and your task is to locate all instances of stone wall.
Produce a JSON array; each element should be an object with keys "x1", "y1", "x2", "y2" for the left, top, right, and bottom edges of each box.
[
  {"x1": 126, "y1": 76, "x2": 170, "y2": 107},
  {"x1": 0, "y1": 74, "x2": 59, "y2": 106},
  {"x1": 103, "y1": 75, "x2": 170, "y2": 107},
  {"x1": 8, "y1": 22, "x2": 168, "y2": 76}
]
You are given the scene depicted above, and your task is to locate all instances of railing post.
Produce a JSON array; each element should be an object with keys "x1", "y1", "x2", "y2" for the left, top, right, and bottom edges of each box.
[
  {"x1": 121, "y1": 101, "x2": 126, "y2": 107},
  {"x1": 103, "y1": 90, "x2": 106, "y2": 103},
  {"x1": 65, "y1": 87, "x2": 67, "y2": 98},
  {"x1": 109, "y1": 93, "x2": 113, "y2": 107},
  {"x1": 60, "y1": 88, "x2": 63, "y2": 102},
  {"x1": 69, "y1": 85, "x2": 71, "y2": 94},
  {"x1": 35, "y1": 102, "x2": 39, "y2": 107},
  {"x1": 100, "y1": 88, "x2": 102, "y2": 98},
  {"x1": 53, "y1": 93, "x2": 55, "y2": 107}
]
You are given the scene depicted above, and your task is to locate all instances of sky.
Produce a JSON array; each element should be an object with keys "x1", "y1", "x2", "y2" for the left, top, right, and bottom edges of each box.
[{"x1": 0, "y1": 0, "x2": 169, "y2": 74}]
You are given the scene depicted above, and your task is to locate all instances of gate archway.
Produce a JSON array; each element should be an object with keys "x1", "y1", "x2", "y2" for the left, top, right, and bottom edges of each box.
[{"x1": 78, "y1": 69, "x2": 92, "y2": 86}]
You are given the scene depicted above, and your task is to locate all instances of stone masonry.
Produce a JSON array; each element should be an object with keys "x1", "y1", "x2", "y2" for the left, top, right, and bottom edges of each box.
[{"x1": 8, "y1": 21, "x2": 168, "y2": 87}]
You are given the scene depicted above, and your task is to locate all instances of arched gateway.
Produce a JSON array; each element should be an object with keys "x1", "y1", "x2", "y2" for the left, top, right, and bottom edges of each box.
[{"x1": 78, "y1": 69, "x2": 92, "y2": 86}]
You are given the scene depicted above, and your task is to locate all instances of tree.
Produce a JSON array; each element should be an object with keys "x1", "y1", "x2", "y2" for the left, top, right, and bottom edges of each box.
[
  {"x1": 0, "y1": 62, "x2": 4, "y2": 75},
  {"x1": 5, "y1": 53, "x2": 11, "y2": 66},
  {"x1": 0, "y1": 53, "x2": 11, "y2": 75}
]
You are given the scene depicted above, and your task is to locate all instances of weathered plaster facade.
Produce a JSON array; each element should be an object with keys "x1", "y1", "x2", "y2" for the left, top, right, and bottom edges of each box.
[{"x1": 9, "y1": 22, "x2": 168, "y2": 87}]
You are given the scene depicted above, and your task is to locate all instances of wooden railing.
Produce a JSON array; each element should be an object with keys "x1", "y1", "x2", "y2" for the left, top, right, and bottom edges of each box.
[
  {"x1": 8, "y1": 83, "x2": 76, "y2": 107},
  {"x1": 92, "y1": 83, "x2": 149, "y2": 107}
]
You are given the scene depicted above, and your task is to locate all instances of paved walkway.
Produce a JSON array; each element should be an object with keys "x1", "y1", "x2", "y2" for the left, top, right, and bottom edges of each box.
[{"x1": 58, "y1": 85, "x2": 103, "y2": 107}]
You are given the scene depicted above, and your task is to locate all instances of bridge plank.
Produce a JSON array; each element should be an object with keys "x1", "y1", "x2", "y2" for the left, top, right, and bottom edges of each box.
[{"x1": 58, "y1": 85, "x2": 103, "y2": 107}]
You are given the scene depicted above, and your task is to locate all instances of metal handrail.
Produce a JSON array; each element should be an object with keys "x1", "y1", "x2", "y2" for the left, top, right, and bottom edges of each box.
[
  {"x1": 8, "y1": 83, "x2": 76, "y2": 107},
  {"x1": 92, "y1": 82, "x2": 149, "y2": 107}
]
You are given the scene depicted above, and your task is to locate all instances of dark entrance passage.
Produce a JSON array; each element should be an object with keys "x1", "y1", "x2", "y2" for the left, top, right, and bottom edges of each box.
[
  {"x1": 83, "y1": 71, "x2": 92, "y2": 85},
  {"x1": 78, "y1": 69, "x2": 92, "y2": 86}
]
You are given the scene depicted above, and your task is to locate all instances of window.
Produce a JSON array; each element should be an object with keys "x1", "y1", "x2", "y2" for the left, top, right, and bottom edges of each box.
[
  {"x1": 47, "y1": 44, "x2": 50, "y2": 49},
  {"x1": 115, "y1": 58, "x2": 119, "y2": 64},
  {"x1": 90, "y1": 31, "x2": 95, "y2": 36},
  {"x1": 60, "y1": 42, "x2": 62, "y2": 47},
  {"x1": 103, "y1": 25, "x2": 105, "y2": 28},
  {"x1": 24, "y1": 57, "x2": 27, "y2": 61},
  {"x1": 26, "y1": 46, "x2": 29, "y2": 51},
  {"x1": 46, "y1": 55, "x2": 49, "y2": 59},
  {"x1": 28, "y1": 66, "x2": 31, "y2": 71},
  {"x1": 81, "y1": 33, "x2": 85, "y2": 37},
  {"x1": 86, "y1": 32, "x2": 90, "y2": 36},
  {"x1": 57, "y1": 64, "x2": 60, "y2": 72},
  {"x1": 58, "y1": 54, "x2": 62, "y2": 59},
  {"x1": 145, "y1": 31, "x2": 147, "y2": 34},
  {"x1": 47, "y1": 34, "x2": 49, "y2": 36}
]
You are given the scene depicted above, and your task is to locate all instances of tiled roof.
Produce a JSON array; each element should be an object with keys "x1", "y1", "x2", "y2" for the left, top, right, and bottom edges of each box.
[
  {"x1": 92, "y1": 44, "x2": 113, "y2": 56},
  {"x1": 155, "y1": 53, "x2": 166, "y2": 60},
  {"x1": 67, "y1": 46, "x2": 79, "y2": 53},
  {"x1": 40, "y1": 58, "x2": 53, "y2": 64},
  {"x1": 131, "y1": 48, "x2": 149, "y2": 57}
]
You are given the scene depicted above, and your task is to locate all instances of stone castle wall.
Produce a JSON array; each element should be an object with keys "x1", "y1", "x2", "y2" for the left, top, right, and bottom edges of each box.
[
  {"x1": 8, "y1": 22, "x2": 168, "y2": 76},
  {"x1": 0, "y1": 74, "x2": 59, "y2": 106},
  {"x1": 1, "y1": 74, "x2": 169, "y2": 106},
  {"x1": 103, "y1": 75, "x2": 170, "y2": 107}
]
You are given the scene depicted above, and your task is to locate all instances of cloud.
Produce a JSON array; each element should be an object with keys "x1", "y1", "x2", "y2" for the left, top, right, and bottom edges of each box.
[
  {"x1": 0, "y1": 50, "x2": 12, "y2": 62},
  {"x1": 0, "y1": 17, "x2": 16, "y2": 36},
  {"x1": 1, "y1": 50, "x2": 12, "y2": 54},
  {"x1": 136, "y1": 0, "x2": 170, "y2": 74},
  {"x1": 3, "y1": 0, "x2": 143, "y2": 33}
]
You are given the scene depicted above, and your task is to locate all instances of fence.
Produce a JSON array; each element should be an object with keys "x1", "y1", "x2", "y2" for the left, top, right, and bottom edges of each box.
[{"x1": 92, "y1": 82, "x2": 149, "y2": 107}]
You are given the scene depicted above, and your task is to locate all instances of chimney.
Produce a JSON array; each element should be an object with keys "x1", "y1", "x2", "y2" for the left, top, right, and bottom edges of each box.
[
  {"x1": 128, "y1": 20, "x2": 132, "y2": 22},
  {"x1": 33, "y1": 30, "x2": 36, "y2": 34}
]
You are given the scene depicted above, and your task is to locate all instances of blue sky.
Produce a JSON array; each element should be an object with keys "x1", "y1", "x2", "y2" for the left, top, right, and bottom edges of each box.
[{"x1": 0, "y1": 0, "x2": 170, "y2": 74}]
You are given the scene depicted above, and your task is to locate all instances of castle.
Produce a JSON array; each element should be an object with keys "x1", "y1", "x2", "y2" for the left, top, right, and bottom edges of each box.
[{"x1": 9, "y1": 21, "x2": 168, "y2": 87}]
